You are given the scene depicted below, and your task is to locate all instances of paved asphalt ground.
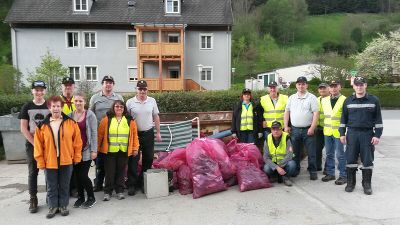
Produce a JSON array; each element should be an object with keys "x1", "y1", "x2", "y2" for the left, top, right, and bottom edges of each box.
[{"x1": 0, "y1": 110, "x2": 399, "y2": 225}]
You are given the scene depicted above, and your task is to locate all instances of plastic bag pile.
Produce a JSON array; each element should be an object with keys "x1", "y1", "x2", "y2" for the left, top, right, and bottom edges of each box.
[{"x1": 153, "y1": 138, "x2": 272, "y2": 199}]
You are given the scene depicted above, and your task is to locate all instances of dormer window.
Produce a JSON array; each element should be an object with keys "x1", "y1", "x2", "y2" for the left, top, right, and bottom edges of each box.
[
  {"x1": 74, "y1": 0, "x2": 88, "y2": 11},
  {"x1": 165, "y1": 0, "x2": 180, "y2": 14}
]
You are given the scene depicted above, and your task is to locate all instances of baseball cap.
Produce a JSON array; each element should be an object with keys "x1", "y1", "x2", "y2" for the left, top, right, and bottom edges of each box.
[
  {"x1": 329, "y1": 80, "x2": 341, "y2": 86},
  {"x1": 137, "y1": 80, "x2": 148, "y2": 88},
  {"x1": 268, "y1": 81, "x2": 278, "y2": 87},
  {"x1": 31, "y1": 80, "x2": 46, "y2": 89},
  {"x1": 62, "y1": 77, "x2": 75, "y2": 84},
  {"x1": 102, "y1": 75, "x2": 115, "y2": 83},
  {"x1": 296, "y1": 76, "x2": 307, "y2": 83},
  {"x1": 242, "y1": 88, "x2": 251, "y2": 94},
  {"x1": 318, "y1": 83, "x2": 328, "y2": 88},
  {"x1": 271, "y1": 121, "x2": 282, "y2": 129},
  {"x1": 353, "y1": 76, "x2": 366, "y2": 85}
]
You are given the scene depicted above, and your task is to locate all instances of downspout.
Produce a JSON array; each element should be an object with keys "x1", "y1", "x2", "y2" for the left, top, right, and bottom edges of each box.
[{"x1": 11, "y1": 26, "x2": 19, "y2": 70}]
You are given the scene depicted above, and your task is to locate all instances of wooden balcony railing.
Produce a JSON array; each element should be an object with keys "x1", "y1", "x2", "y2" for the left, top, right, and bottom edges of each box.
[{"x1": 139, "y1": 43, "x2": 182, "y2": 57}]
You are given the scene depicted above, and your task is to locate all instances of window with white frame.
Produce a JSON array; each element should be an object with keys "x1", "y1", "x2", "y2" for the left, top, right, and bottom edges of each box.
[
  {"x1": 66, "y1": 32, "x2": 79, "y2": 48},
  {"x1": 128, "y1": 67, "x2": 138, "y2": 82},
  {"x1": 168, "y1": 66, "x2": 180, "y2": 78},
  {"x1": 165, "y1": 0, "x2": 180, "y2": 14},
  {"x1": 201, "y1": 67, "x2": 212, "y2": 81},
  {"x1": 84, "y1": 32, "x2": 96, "y2": 48},
  {"x1": 85, "y1": 66, "x2": 97, "y2": 81},
  {"x1": 127, "y1": 33, "x2": 137, "y2": 48},
  {"x1": 74, "y1": 0, "x2": 88, "y2": 11},
  {"x1": 200, "y1": 34, "x2": 213, "y2": 50},
  {"x1": 69, "y1": 66, "x2": 81, "y2": 81},
  {"x1": 168, "y1": 33, "x2": 180, "y2": 43}
]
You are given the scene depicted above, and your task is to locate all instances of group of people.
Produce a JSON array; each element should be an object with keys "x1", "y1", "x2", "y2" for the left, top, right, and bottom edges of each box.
[
  {"x1": 19, "y1": 76, "x2": 161, "y2": 219},
  {"x1": 231, "y1": 76, "x2": 383, "y2": 194}
]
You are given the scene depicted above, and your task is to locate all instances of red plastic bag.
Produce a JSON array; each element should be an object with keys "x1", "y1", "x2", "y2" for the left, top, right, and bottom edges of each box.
[
  {"x1": 226, "y1": 138, "x2": 239, "y2": 157},
  {"x1": 237, "y1": 164, "x2": 272, "y2": 192},
  {"x1": 186, "y1": 139, "x2": 227, "y2": 199},
  {"x1": 230, "y1": 143, "x2": 264, "y2": 169},
  {"x1": 177, "y1": 164, "x2": 193, "y2": 195},
  {"x1": 152, "y1": 152, "x2": 170, "y2": 168},
  {"x1": 157, "y1": 148, "x2": 187, "y2": 171},
  {"x1": 203, "y1": 138, "x2": 236, "y2": 180}
]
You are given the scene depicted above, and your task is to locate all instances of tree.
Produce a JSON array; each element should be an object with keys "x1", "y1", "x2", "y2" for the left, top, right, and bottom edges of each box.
[
  {"x1": 354, "y1": 31, "x2": 400, "y2": 83},
  {"x1": 0, "y1": 64, "x2": 24, "y2": 94},
  {"x1": 314, "y1": 53, "x2": 355, "y2": 85},
  {"x1": 28, "y1": 51, "x2": 68, "y2": 96}
]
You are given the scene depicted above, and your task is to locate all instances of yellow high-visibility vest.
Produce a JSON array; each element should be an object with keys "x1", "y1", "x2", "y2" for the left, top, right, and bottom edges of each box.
[
  {"x1": 240, "y1": 103, "x2": 254, "y2": 131},
  {"x1": 260, "y1": 94, "x2": 288, "y2": 128},
  {"x1": 60, "y1": 95, "x2": 76, "y2": 115},
  {"x1": 267, "y1": 132, "x2": 288, "y2": 163},
  {"x1": 322, "y1": 95, "x2": 346, "y2": 138},
  {"x1": 317, "y1": 96, "x2": 325, "y2": 127},
  {"x1": 108, "y1": 117, "x2": 130, "y2": 153}
]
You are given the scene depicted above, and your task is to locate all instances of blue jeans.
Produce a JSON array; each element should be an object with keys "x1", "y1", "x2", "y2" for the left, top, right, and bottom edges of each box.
[
  {"x1": 238, "y1": 130, "x2": 255, "y2": 143},
  {"x1": 324, "y1": 135, "x2": 346, "y2": 178},
  {"x1": 45, "y1": 165, "x2": 73, "y2": 208},
  {"x1": 291, "y1": 127, "x2": 317, "y2": 174},
  {"x1": 263, "y1": 160, "x2": 297, "y2": 177}
]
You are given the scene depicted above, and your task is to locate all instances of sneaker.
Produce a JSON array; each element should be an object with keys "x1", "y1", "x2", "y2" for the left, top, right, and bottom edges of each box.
[
  {"x1": 46, "y1": 207, "x2": 58, "y2": 219},
  {"x1": 282, "y1": 176, "x2": 293, "y2": 187},
  {"x1": 310, "y1": 173, "x2": 318, "y2": 180},
  {"x1": 73, "y1": 198, "x2": 85, "y2": 208},
  {"x1": 321, "y1": 175, "x2": 336, "y2": 182},
  {"x1": 81, "y1": 197, "x2": 96, "y2": 209},
  {"x1": 117, "y1": 193, "x2": 125, "y2": 200},
  {"x1": 29, "y1": 195, "x2": 38, "y2": 213},
  {"x1": 59, "y1": 206, "x2": 69, "y2": 216},
  {"x1": 335, "y1": 176, "x2": 347, "y2": 185},
  {"x1": 128, "y1": 187, "x2": 136, "y2": 196},
  {"x1": 103, "y1": 194, "x2": 111, "y2": 201}
]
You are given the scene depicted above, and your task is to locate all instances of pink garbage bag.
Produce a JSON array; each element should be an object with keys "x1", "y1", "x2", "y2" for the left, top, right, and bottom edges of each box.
[
  {"x1": 203, "y1": 138, "x2": 236, "y2": 180},
  {"x1": 157, "y1": 148, "x2": 187, "y2": 171},
  {"x1": 237, "y1": 164, "x2": 272, "y2": 192},
  {"x1": 177, "y1": 164, "x2": 193, "y2": 195}
]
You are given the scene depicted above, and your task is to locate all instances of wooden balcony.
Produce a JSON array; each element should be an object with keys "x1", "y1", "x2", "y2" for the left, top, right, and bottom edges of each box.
[
  {"x1": 139, "y1": 43, "x2": 182, "y2": 58},
  {"x1": 143, "y1": 78, "x2": 184, "y2": 91}
]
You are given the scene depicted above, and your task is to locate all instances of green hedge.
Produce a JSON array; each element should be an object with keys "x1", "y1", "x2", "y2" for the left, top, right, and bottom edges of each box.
[{"x1": 0, "y1": 87, "x2": 399, "y2": 116}]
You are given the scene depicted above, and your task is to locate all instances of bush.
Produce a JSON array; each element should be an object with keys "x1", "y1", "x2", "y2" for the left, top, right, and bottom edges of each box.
[{"x1": 0, "y1": 94, "x2": 31, "y2": 116}]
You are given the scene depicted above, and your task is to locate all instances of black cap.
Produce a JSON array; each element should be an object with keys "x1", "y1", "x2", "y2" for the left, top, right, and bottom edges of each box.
[
  {"x1": 242, "y1": 88, "x2": 251, "y2": 94},
  {"x1": 102, "y1": 75, "x2": 115, "y2": 83},
  {"x1": 296, "y1": 76, "x2": 307, "y2": 83},
  {"x1": 137, "y1": 80, "x2": 148, "y2": 88},
  {"x1": 268, "y1": 81, "x2": 278, "y2": 87},
  {"x1": 271, "y1": 121, "x2": 282, "y2": 129},
  {"x1": 318, "y1": 83, "x2": 328, "y2": 88},
  {"x1": 31, "y1": 80, "x2": 46, "y2": 89},
  {"x1": 329, "y1": 80, "x2": 341, "y2": 86},
  {"x1": 353, "y1": 76, "x2": 366, "y2": 85},
  {"x1": 62, "y1": 77, "x2": 75, "y2": 84}
]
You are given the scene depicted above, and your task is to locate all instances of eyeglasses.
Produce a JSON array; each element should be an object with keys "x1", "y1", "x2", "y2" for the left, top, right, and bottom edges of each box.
[
  {"x1": 114, "y1": 105, "x2": 124, "y2": 109},
  {"x1": 138, "y1": 88, "x2": 148, "y2": 91}
]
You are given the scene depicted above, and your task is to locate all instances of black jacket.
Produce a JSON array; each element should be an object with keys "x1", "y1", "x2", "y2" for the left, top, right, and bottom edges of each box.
[{"x1": 231, "y1": 100, "x2": 261, "y2": 136}]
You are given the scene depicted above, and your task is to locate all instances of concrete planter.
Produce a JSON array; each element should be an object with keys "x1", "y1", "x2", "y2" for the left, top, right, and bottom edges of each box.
[{"x1": 0, "y1": 114, "x2": 26, "y2": 162}]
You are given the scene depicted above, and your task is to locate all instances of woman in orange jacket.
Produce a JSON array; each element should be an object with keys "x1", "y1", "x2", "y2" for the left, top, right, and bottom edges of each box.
[
  {"x1": 98, "y1": 100, "x2": 139, "y2": 201},
  {"x1": 34, "y1": 96, "x2": 82, "y2": 219}
]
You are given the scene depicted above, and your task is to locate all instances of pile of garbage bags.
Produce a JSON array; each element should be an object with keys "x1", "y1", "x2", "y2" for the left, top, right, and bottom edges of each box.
[{"x1": 153, "y1": 138, "x2": 272, "y2": 199}]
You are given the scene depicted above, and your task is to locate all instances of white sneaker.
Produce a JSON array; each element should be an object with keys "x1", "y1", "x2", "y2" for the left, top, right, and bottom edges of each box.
[
  {"x1": 103, "y1": 194, "x2": 111, "y2": 201},
  {"x1": 117, "y1": 193, "x2": 125, "y2": 200}
]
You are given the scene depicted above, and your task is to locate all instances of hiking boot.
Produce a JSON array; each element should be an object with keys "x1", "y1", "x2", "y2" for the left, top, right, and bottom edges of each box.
[
  {"x1": 361, "y1": 169, "x2": 373, "y2": 195},
  {"x1": 335, "y1": 177, "x2": 347, "y2": 185},
  {"x1": 81, "y1": 197, "x2": 96, "y2": 209},
  {"x1": 29, "y1": 195, "x2": 38, "y2": 213},
  {"x1": 103, "y1": 194, "x2": 111, "y2": 201},
  {"x1": 73, "y1": 198, "x2": 85, "y2": 208},
  {"x1": 128, "y1": 187, "x2": 136, "y2": 196},
  {"x1": 59, "y1": 206, "x2": 69, "y2": 216},
  {"x1": 310, "y1": 173, "x2": 318, "y2": 180},
  {"x1": 117, "y1": 193, "x2": 125, "y2": 200},
  {"x1": 46, "y1": 207, "x2": 58, "y2": 219},
  {"x1": 321, "y1": 175, "x2": 336, "y2": 182},
  {"x1": 282, "y1": 176, "x2": 293, "y2": 187},
  {"x1": 345, "y1": 167, "x2": 357, "y2": 192}
]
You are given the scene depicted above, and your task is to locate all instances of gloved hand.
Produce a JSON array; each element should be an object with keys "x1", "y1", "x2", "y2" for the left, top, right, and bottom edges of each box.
[
  {"x1": 258, "y1": 133, "x2": 263, "y2": 139},
  {"x1": 232, "y1": 133, "x2": 237, "y2": 138}
]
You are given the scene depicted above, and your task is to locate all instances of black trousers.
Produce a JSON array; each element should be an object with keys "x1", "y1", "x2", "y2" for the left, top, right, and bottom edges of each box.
[
  {"x1": 315, "y1": 128, "x2": 325, "y2": 170},
  {"x1": 74, "y1": 160, "x2": 94, "y2": 199},
  {"x1": 26, "y1": 142, "x2": 38, "y2": 196},
  {"x1": 95, "y1": 152, "x2": 106, "y2": 188},
  {"x1": 104, "y1": 151, "x2": 128, "y2": 194},
  {"x1": 127, "y1": 128, "x2": 154, "y2": 188}
]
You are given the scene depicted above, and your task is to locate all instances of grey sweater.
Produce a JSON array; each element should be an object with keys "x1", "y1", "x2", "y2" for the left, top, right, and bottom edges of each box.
[
  {"x1": 69, "y1": 110, "x2": 98, "y2": 161},
  {"x1": 263, "y1": 135, "x2": 293, "y2": 170}
]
